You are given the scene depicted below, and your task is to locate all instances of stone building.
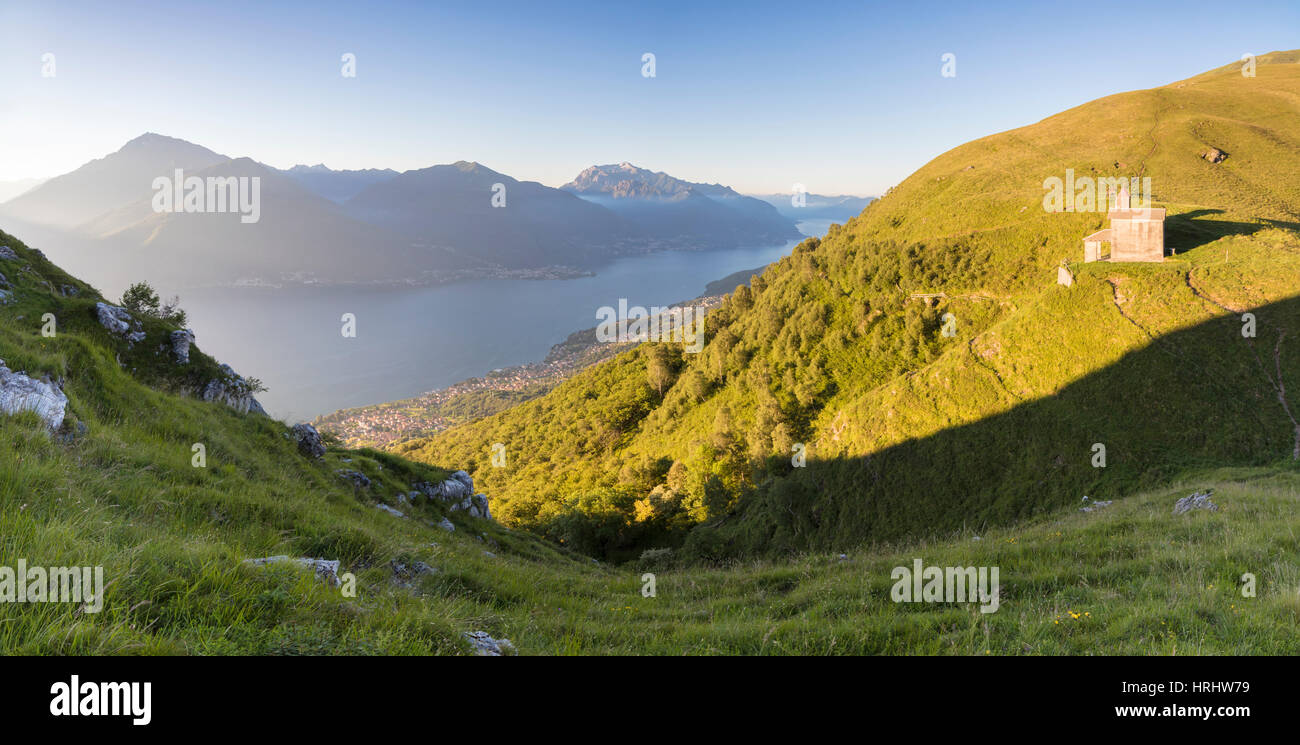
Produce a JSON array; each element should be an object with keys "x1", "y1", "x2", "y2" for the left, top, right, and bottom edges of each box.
[{"x1": 1082, "y1": 187, "x2": 1165, "y2": 262}]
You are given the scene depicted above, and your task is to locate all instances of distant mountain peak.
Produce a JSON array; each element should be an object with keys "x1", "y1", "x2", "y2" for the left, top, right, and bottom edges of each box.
[
  {"x1": 286, "y1": 164, "x2": 332, "y2": 173},
  {"x1": 119, "y1": 132, "x2": 216, "y2": 153},
  {"x1": 563, "y1": 163, "x2": 696, "y2": 199}
]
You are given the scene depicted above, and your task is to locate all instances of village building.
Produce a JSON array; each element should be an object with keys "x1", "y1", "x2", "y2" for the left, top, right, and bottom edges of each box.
[{"x1": 1082, "y1": 186, "x2": 1165, "y2": 262}]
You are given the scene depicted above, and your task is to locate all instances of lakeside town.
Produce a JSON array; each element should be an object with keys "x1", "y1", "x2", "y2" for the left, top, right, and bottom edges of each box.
[{"x1": 312, "y1": 293, "x2": 731, "y2": 447}]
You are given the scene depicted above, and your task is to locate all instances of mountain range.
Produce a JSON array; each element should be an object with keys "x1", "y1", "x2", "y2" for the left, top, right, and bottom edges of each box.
[
  {"x1": 751, "y1": 192, "x2": 876, "y2": 221},
  {"x1": 562, "y1": 163, "x2": 801, "y2": 249},
  {"x1": 0, "y1": 137, "x2": 812, "y2": 290}
]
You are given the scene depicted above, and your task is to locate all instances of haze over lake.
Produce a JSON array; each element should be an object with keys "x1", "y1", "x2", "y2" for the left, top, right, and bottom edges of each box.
[{"x1": 177, "y1": 219, "x2": 831, "y2": 421}]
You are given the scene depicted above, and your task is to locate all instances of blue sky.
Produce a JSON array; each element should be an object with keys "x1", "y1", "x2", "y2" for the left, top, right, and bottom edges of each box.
[{"x1": 1, "y1": 0, "x2": 1297, "y2": 195}]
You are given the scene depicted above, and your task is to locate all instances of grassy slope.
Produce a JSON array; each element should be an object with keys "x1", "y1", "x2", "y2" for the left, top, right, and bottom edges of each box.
[
  {"x1": 399, "y1": 51, "x2": 1300, "y2": 558},
  {"x1": 2, "y1": 229, "x2": 1298, "y2": 654},
  {"x1": 0, "y1": 228, "x2": 590, "y2": 653}
]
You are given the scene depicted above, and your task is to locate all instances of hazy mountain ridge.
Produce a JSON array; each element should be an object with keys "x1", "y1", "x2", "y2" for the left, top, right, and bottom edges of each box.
[
  {"x1": 0, "y1": 178, "x2": 47, "y2": 204},
  {"x1": 343, "y1": 161, "x2": 638, "y2": 269},
  {"x1": 0, "y1": 133, "x2": 228, "y2": 230},
  {"x1": 1, "y1": 140, "x2": 800, "y2": 285},
  {"x1": 279, "y1": 164, "x2": 400, "y2": 203},
  {"x1": 751, "y1": 192, "x2": 876, "y2": 221},
  {"x1": 563, "y1": 162, "x2": 801, "y2": 249}
]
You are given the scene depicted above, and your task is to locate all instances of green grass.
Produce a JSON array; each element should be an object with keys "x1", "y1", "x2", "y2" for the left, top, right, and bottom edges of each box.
[
  {"x1": 4, "y1": 227, "x2": 1300, "y2": 654},
  {"x1": 6, "y1": 51, "x2": 1300, "y2": 655},
  {"x1": 397, "y1": 51, "x2": 1300, "y2": 561}
]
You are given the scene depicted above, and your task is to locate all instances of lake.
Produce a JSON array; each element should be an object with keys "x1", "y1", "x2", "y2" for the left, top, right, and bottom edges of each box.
[{"x1": 173, "y1": 219, "x2": 830, "y2": 421}]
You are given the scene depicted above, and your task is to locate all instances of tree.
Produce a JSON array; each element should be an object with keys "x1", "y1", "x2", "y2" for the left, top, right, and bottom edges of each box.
[
  {"x1": 646, "y1": 344, "x2": 677, "y2": 397},
  {"x1": 121, "y1": 281, "x2": 188, "y2": 327},
  {"x1": 121, "y1": 282, "x2": 160, "y2": 316}
]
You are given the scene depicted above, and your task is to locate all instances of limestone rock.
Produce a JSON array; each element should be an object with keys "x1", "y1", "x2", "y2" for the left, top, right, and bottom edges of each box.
[
  {"x1": 0, "y1": 245, "x2": 17, "y2": 261},
  {"x1": 243, "y1": 556, "x2": 341, "y2": 586},
  {"x1": 0, "y1": 359, "x2": 67, "y2": 430},
  {"x1": 1174, "y1": 490, "x2": 1218, "y2": 515},
  {"x1": 464, "y1": 630, "x2": 515, "y2": 656},
  {"x1": 291, "y1": 423, "x2": 326, "y2": 458},
  {"x1": 95, "y1": 302, "x2": 146, "y2": 345},
  {"x1": 1079, "y1": 495, "x2": 1112, "y2": 513},
  {"x1": 169, "y1": 329, "x2": 195, "y2": 364},
  {"x1": 1202, "y1": 148, "x2": 1227, "y2": 164},
  {"x1": 336, "y1": 469, "x2": 371, "y2": 488},
  {"x1": 413, "y1": 470, "x2": 492, "y2": 520},
  {"x1": 376, "y1": 503, "x2": 405, "y2": 518},
  {"x1": 390, "y1": 560, "x2": 437, "y2": 580},
  {"x1": 199, "y1": 364, "x2": 266, "y2": 415}
]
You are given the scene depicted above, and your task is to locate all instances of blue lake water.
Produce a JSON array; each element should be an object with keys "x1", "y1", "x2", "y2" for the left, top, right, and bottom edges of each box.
[{"x1": 179, "y1": 220, "x2": 831, "y2": 421}]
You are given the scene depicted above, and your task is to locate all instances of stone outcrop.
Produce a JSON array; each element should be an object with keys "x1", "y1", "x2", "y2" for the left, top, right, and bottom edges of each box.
[
  {"x1": 1079, "y1": 496, "x2": 1112, "y2": 513},
  {"x1": 291, "y1": 423, "x2": 326, "y2": 458},
  {"x1": 0, "y1": 359, "x2": 67, "y2": 431},
  {"x1": 376, "y1": 503, "x2": 405, "y2": 518},
  {"x1": 1202, "y1": 148, "x2": 1227, "y2": 164},
  {"x1": 413, "y1": 470, "x2": 492, "y2": 520},
  {"x1": 336, "y1": 469, "x2": 371, "y2": 488},
  {"x1": 463, "y1": 631, "x2": 515, "y2": 656},
  {"x1": 169, "y1": 329, "x2": 195, "y2": 364},
  {"x1": 390, "y1": 560, "x2": 437, "y2": 580},
  {"x1": 95, "y1": 302, "x2": 146, "y2": 345},
  {"x1": 242, "y1": 556, "x2": 341, "y2": 587},
  {"x1": 1173, "y1": 490, "x2": 1218, "y2": 515},
  {"x1": 199, "y1": 364, "x2": 267, "y2": 415},
  {"x1": 0, "y1": 245, "x2": 17, "y2": 261}
]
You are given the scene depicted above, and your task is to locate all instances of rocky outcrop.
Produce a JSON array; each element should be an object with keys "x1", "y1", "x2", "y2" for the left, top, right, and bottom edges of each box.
[
  {"x1": 169, "y1": 329, "x2": 195, "y2": 364},
  {"x1": 463, "y1": 631, "x2": 515, "y2": 656},
  {"x1": 291, "y1": 423, "x2": 326, "y2": 458},
  {"x1": 199, "y1": 364, "x2": 267, "y2": 415},
  {"x1": 0, "y1": 289, "x2": 12, "y2": 306},
  {"x1": 414, "y1": 470, "x2": 493, "y2": 520},
  {"x1": 1202, "y1": 148, "x2": 1227, "y2": 164},
  {"x1": 376, "y1": 504, "x2": 405, "y2": 518},
  {"x1": 0, "y1": 359, "x2": 67, "y2": 431},
  {"x1": 390, "y1": 560, "x2": 437, "y2": 580},
  {"x1": 95, "y1": 302, "x2": 147, "y2": 345},
  {"x1": 0, "y1": 246, "x2": 17, "y2": 261},
  {"x1": 336, "y1": 469, "x2": 371, "y2": 488},
  {"x1": 1174, "y1": 490, "x2": 1218, "y2": 515},
  {"x1": 436, "y1": 517, "x2": 455, "y2": 532},
  {"x1": 1079, "y1": 496, "x2": 1112, "y2": 513},
  {"x1": 243, "y1": 556, "x2": 341, "y2": 587}
]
